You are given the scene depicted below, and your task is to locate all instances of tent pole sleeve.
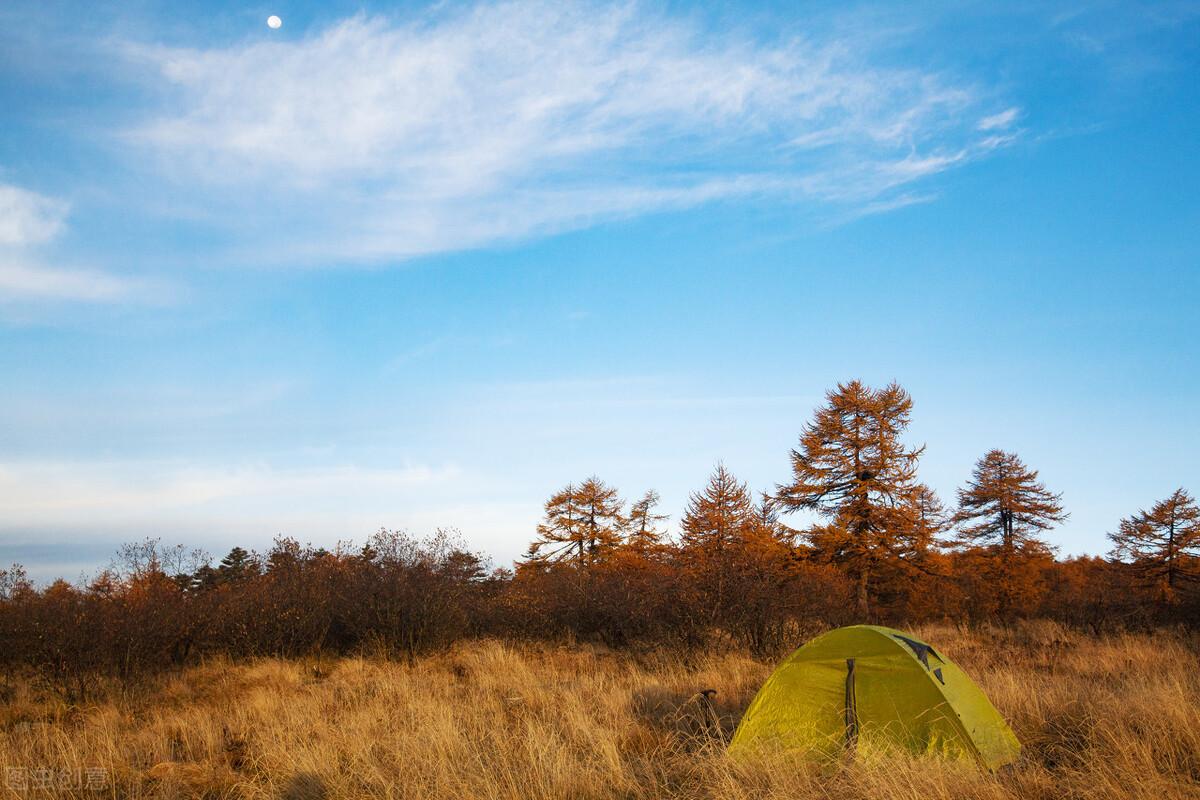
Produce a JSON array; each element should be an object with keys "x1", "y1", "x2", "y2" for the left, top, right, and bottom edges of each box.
[{"x1": 844, "y1": 658, "x2": 858, "y2": 751}]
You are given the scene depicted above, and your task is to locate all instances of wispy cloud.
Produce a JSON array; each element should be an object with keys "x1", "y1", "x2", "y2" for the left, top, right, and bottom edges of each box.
[
  {"x1": 0, "y1": 460, "x2": 459, "y2": 520},
  {"x1": 0, "y1": 181, "x2": 163, "y2": 303},
  {"x1": 978, "y1": 106, "x2": 1020, "y2": 131},
  {"x1": 0, "y1": 257, "x2": 144, "y2": 302},
  {"x1": 828, "y1": 192, "x2": 938, "y2": 227},
  {"x1": 126, "y1": 1, "x2": 1018, "y2": 264}
]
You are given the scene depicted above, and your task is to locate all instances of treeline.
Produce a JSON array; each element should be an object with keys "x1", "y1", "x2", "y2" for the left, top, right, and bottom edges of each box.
[{"x1": 1, "y1": 380, "x2": 1197, "y2": 692}]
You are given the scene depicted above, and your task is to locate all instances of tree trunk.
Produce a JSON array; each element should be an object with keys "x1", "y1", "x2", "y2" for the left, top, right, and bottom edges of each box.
[
  {"x1": 1167, "y1": 515, "x2": 1176, "y2": 590},
  {"x1": 856, "y1": 568, "x2": 870, "y2": 619}
]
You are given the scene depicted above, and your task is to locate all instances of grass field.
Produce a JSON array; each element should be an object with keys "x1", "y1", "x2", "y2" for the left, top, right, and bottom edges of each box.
[{"x1": 2, "y1": 622, "x2": 1198, "y2": 799}]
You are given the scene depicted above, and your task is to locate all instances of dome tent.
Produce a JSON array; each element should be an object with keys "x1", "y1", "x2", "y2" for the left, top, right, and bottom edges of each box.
[{"x1": 729, "y1": 625, "x2": 1020, "y2": 770}]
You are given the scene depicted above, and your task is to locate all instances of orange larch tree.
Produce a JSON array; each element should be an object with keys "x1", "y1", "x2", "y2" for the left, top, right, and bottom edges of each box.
[
  {"x1": 624, "y1": 489, "x2": 670, "y2": 554},
  {"x1": 875, "y1": 482, "x2": 954, "y2": 620},
  {"x1": 952, "y1": 449, "x2": 1066, "y2": 620},
  {"x1": 678, "y1": 463, "x2": 756, "y2": 622},
  {"x1": 525, "y1": 483, "x2": 582, "y2": 564},
  {"x1": 525, "y1": 478, "x2": 624, "y2": 567},
  {"x1": 775, "y1": 380, "x2": 924, "y2": 617},
  {"x1": 901, "y1": 483, "x2": 950, "y2": 557},
  {"x1": 1107, "y1": 488, "x2": 1200, "y2": 604},
  {"x1": 574, "y1": 477, "x2": 625, "y2": 565},
  {"x1": 680, "y1": 463, "x2": 754, "y2": 555}
]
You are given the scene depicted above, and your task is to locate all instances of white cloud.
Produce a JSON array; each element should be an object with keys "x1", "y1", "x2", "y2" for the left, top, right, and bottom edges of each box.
[
  {"x1": 831, "y1": 192, "x2": 938, "y2": 226},
  {"x1": 127, "y1": 1, "x2": 1014, "y2": 262},
  {"x1": 978, "y1": 106, "x2": 1021, "y2": 131},
  {"x1": 0, "y1": 460, "x2": 459, "y2": 519},
  {"x1": 0, "y1": 257, "x2": 144, "y2": 302},
  {"x1": 0, "y1": 184, "x2": 67, "y2": 245},
  {"x1": 0, "y1": 181, "x2": 160, "y2": 303}
]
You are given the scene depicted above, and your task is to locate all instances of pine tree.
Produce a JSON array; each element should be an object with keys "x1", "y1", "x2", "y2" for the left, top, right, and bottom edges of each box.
[
  {"x1": 1108, "y1": 488, "x2": 1200, "y2": 602},
  {"x1": 776, "y1": 380, "x2": 924, "y2": 617},
  {"x1": 189, "y1": 564, "x2": 220, "y2": 591},
  {"x1": 952, "y1": 449, "x2": 1066, "y2": 618},
  {"x1": 217, "y1": 547, "x2": 257, "y2": 583}
]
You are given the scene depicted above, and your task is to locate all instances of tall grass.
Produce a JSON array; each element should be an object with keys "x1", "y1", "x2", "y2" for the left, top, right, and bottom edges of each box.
[{"x1": 2, "y1": 623, "x2": 1198, "y2": 799}]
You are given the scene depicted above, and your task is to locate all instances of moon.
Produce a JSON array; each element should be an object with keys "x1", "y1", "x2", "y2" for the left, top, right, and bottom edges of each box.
[{"x1": 267, "y1": 15, "x2": 282, "y2": 29}]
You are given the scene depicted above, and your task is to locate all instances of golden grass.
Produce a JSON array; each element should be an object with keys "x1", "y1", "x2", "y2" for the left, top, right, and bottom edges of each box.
[{"x1": 2, "y1": 622, "x2": 1199, "y2": 799}]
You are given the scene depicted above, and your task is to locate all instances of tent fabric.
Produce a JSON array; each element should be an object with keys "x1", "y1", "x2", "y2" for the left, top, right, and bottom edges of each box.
[{"x1": 729, "y1": 625, "x2": 1021, "y2": 770}]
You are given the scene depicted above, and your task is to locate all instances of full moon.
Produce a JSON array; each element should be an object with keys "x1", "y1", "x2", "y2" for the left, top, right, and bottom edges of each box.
[{"x1": 267, "y1": 15, "x2": 282, "y2": 29}]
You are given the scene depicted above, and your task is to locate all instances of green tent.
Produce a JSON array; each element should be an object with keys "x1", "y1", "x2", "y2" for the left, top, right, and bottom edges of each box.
[{"x1": 729, "y1": 625, "x2": 1020, "y2": 770}]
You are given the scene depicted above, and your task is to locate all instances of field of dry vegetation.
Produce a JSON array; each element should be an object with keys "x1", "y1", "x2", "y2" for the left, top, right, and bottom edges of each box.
[{"x1": 2, "y1": 622, "x2": 1198, "y2": 800}]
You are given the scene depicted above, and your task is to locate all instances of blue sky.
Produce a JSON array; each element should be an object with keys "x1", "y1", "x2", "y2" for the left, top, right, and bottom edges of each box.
[{"x1": 1, "y1": 0, "x2": 1197, "y2": 581}]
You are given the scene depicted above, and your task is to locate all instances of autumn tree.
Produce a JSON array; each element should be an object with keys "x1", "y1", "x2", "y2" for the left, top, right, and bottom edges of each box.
[
  {"x1": 525, "y1": 483, "x2": 580, "y2": 564},
  {"x1": 680, "y1": 463, "x2": 754, "y2": 555},
  {"x1": 873, "y1": 483, "x2": 953, "y2": 620},
  {"x1": 677, "y1": 464, "x2": 753, "y2": 618},
  {"x1": 526, "y1": 477, "x2": 624, "y2": 566},
  {"x1": 1041, "y1": 556, "x2": 1141, "y2": 633},
  {"x1": 751, "y1": 493, "x2": 791, "y2": 544},
  {"x1": 776, "y1": 380, "x2": 924, "y2": 617},
  {"x1": 624, "y1": 490, "x2": 669, "y2": 553},
  {"x1": 952, "y1": 449, "x2": 1066, "y2": 619},
  {"x1": 0, "y1": 564, "x2": 31, "y2": 600},
  {"x1": 679, "y1": 463, "x2": 823, "y2": 649},
  {"x1": 1107, "y1": 488, "x2": 1200, "y2": 604},
  {"x1": 903, "y1": 484, "x2": 949, "y2": 554},
  {"x1": 573, "y1": 477, "x2": 624, "y2": 563}
]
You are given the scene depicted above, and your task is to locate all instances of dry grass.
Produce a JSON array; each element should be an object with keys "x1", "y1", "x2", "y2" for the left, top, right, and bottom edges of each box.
[{"x1": 2, "y1": 622, "x2": 1199, "y2": 799}]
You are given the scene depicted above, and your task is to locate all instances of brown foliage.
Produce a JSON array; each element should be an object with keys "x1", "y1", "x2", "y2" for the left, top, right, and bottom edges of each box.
[
  {"x1": 525, "y1": 477, "x2": 625, "y2": 566},
  {"x1": 1108, "y1": 488, "x2": 1200, "y2": 603},
  {"x1": 776, "y1": 381, "x2": 927, "y2": 617},
  {"x1": 951, "y1": 450, "x2": 1067, "y2": 620}
]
